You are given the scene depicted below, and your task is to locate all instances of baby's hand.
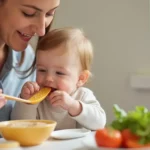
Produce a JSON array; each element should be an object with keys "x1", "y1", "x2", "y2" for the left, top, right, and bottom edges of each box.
[
  {"x1": 0, "y1": 89, "x2": 7, "y2": 109},
  {"x1": 48, "y1": 90, "x2": 74, "y2": 111},
  {"x1": 20, "y1": 82, "x2": 40, "y2": 99}
]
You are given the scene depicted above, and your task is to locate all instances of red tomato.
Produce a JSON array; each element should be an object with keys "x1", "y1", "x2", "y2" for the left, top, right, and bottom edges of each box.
[
  {"x1": 126, "y1": 139, "x2": 150, "y2": 148},
  {"x1": 121, "y1": 129, "x2": 150, "y2": 148},
  {"x1": 95, "y1": 128, "x2": 122, "y2": 148},
  {"x1": 121, "y1": 129, "x2": 139, "y2": 148}
]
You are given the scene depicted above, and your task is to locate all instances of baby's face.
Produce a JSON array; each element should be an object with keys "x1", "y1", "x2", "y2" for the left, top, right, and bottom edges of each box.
[{"x1": 36, "y1": 44, "x2": 81, "y2": 95}]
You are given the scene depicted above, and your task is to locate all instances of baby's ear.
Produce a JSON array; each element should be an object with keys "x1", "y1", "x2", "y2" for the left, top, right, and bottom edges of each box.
[{"x1": 77, "y1": 70, "x2": 90, "y2": 87}]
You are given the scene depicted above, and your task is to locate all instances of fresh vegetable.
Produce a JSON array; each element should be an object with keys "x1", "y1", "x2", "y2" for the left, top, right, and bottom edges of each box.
[
  {"x1": 121, "y1": 129, "x2": 139, "y2": 147},
  {"x1": 111, "y1": 104, "x2": 150, "y2": 147},
  {"x1": 125, "y1": 138, "x2": 150, "y2": 148},
  {"x1": 121, "y1": 129, "x2": 150, "y2": 148},
  {"x1": 95, "y1": 128, "x2": 122, "y2": 148}
]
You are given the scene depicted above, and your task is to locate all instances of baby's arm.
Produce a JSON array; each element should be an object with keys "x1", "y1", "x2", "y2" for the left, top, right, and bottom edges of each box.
[
  {"x1": 11, "y1": 81, "x2": 40, "y2": 120},
  {"x1": 48, "y1": 90, "x2": 82, "y2": 116},
  {"x1": 11, "y1": 101, "x2": 38, "y2": 120},
  {"x1": 71, "y1": 88, "x2": 106, "y2": 130}
]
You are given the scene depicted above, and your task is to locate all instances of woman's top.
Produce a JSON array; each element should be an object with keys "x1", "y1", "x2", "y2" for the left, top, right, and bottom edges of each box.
[
  {"x1": 0, "y1": 45, "x2": 36, "y2": 121},
  {"x1": 0, "y1": 81, "x2": 3, "y2": 90}
]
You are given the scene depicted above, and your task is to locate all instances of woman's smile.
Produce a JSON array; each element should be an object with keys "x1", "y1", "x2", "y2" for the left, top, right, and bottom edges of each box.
[{"x1": 17, "y1": 31, "x2": 33, "y2": 42}]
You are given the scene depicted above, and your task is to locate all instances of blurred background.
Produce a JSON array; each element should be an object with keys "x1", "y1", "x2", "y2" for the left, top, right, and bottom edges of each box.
[{"x1": 31, "y1": 0, "x2": 150, "y2": 123}]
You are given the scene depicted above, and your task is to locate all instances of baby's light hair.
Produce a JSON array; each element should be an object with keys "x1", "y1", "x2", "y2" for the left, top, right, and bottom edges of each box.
[{"x1": 37, "y1": 27, "x2": 93, "y2": 77}]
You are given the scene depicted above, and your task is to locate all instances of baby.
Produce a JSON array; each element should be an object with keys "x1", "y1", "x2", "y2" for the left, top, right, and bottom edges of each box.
[{"x1": 11, "y1": 27, "x2": 106, "y2": 130}]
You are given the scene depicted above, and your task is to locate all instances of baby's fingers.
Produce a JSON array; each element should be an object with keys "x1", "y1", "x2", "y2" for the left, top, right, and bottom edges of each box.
[
  {"x1": 50, "y1": 95, "x2": 62, "y2": 105},
  {"x1": 50, "y1": 90, "x2": 62, "y2": 99},
  {"x1": 24, "y1": 82, "x2": 40, "y2": 94}
]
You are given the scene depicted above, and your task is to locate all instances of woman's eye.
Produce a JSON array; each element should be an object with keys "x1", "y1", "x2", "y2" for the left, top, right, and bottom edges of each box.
[
  {"x1": 46, "y1": 10, "x2": 55, "y2": 17},
  {"x1": 22, "y1": 12, "x2": 35, "y2": 17},
  {"x1": 56, "y1": 72, "x2": 65, "y2": 75},
  {"x1": 46, "y1": 13, "x2": 54, "y2": 17}
]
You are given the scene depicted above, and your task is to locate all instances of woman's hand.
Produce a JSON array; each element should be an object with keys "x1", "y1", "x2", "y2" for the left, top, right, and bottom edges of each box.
[
  {"x1": 0, "y1": 89, "x2": 7, "y2": 109},
  {"x1": 20, "y1": 82, "x2": 40, "y2": 99},
  {"x1": 48, "y1": 90, "x2": 82, "y2": 116}
]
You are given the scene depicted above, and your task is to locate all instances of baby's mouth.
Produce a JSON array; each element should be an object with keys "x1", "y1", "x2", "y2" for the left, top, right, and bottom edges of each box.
[
  {"x1": 51, "y1": 88, "x2": 57, "y2": 92},
  {"x1": 47, "y1": 88, "x2": 57, "y2": 96},
  {"x1": 42, "y1": 87, "x2": 57, "y2": 97}
]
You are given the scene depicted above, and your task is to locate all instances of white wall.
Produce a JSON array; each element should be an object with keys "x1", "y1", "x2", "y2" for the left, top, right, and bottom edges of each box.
[{"x1": 52, "y1": 0, "x2": 150, "y2": 123}]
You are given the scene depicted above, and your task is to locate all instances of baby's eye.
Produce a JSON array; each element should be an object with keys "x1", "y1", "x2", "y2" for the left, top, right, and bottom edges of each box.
[
  {"x1": 56, "y1": 71, "x2": 65, "y2": 75},
  {"x1": 38, "y1": 69, "x2": 46, "y2": 72}
]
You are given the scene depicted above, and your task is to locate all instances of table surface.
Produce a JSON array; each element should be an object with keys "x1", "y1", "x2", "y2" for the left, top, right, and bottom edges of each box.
[{"x1": 0, "y1": 132, "x2": 97, "y2": 150}]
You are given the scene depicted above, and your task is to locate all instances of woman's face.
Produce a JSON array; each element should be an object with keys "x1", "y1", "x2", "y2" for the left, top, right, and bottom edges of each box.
[{"x1": 0, "y1": 0, "x2": 60, "y2": 51}]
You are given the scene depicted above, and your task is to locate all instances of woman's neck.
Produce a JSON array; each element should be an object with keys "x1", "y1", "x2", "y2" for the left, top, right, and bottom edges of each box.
[
  {"x1": 0, "y1": 37, "x2": 5, "y2": 49},
  {"x1": 0, "y1": 42, "x2": 5, "y2": 50}
]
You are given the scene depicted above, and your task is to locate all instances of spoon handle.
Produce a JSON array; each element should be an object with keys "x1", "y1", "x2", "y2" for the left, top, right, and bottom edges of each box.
[{"x1": 2, "y1": 94, "x2": 31, "y2": 104}]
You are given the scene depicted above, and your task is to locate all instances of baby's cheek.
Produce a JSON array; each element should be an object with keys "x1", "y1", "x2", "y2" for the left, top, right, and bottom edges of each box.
[
  {"x1": 61, "y1": 85, "x2": 76, "y2": 95},
  {"x1": 57, "y1": 80, "x2": 71, "y2": 93},
  {"x1": 36, "y1": 77, "x2": 44, "y2": 86}
]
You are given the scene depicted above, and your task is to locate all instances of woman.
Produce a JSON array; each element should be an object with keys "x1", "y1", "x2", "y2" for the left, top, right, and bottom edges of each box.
[{"x1": 0, "y1": 0, "x2": 60, "y2": 121}]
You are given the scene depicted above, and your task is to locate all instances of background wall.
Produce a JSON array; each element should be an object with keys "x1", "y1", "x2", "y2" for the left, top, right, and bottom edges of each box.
[{"x1": 32, "y1": 0, "x2": 150, "y2": 123}]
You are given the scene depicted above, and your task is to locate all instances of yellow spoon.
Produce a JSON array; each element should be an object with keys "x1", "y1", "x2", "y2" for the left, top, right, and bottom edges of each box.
[
  {"x1": 3, "y1": 87, "x2": 51, "y2": 104},
  {"x1": 28, "y1": 87, "x2": 51, "y2": 104},
  {"x1": 3, "y1": 94, "x2": 32, "y2": 104}
]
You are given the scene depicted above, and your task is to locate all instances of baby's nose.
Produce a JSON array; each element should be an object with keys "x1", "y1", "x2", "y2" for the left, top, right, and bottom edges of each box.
[{"x1": 46, "y1": 75, "x2": 54, "y2": 82}]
